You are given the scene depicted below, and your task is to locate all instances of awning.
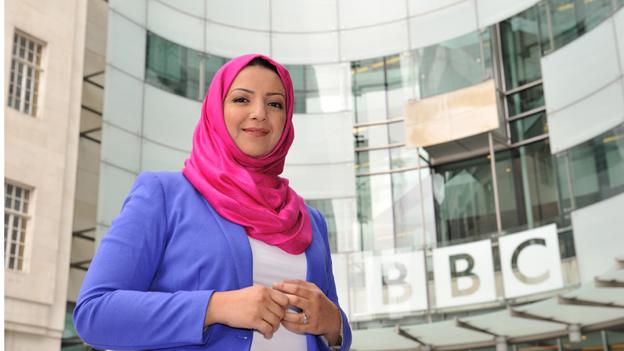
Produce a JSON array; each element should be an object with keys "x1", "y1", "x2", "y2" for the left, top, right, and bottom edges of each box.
[{"x1": 351, "y1": 254, "x2": 624, "y2": 351}]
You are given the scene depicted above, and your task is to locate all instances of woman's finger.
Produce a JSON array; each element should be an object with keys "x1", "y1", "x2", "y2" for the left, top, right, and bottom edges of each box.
[
  {"x1": 282, "y1": 293, "x2": 309, "y2": 311},
  {"x1": 272, "y1": 281, "x2": 312, "y2": 298},
  {"x1": 268, "y1": 287, "x2": 290, "y2": 308},
  {"x1": 265, "y1": 300, "x2": 286, "y2": 323},
  {"x1": 261, "y1": 310, "x2": 282, "y2": 333},
  {"x1": 282, "y1": 310, "x2": 301, "y2": 323},
  {"x1": 257, "y1": 319, "x2": 275, "y2": 339}
]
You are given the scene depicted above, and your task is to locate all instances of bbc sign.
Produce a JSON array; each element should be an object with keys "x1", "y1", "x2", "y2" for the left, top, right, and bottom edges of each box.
[{"x1": 349, "y1": 224, "x2": 563, "y2": 316}]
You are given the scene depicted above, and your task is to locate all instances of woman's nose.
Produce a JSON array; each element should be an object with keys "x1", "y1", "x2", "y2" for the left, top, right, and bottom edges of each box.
[{"x1": 250, "y1": 101, "x2": 267, "y2": 121}]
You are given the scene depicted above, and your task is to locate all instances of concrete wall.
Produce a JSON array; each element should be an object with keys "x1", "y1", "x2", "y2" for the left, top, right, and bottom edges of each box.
[{"x1": 4, "y1": 0, "x2": 87, "y2": 349}]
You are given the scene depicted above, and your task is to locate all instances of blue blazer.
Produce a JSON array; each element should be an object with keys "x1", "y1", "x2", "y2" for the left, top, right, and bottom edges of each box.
[{"x1": 74, "y1": 172, "x2": 351, "y2": 350}]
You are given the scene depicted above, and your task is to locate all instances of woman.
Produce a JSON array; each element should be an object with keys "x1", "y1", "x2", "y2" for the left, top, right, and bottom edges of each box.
[{"x1": 73, "y1": 54, "x2": 351, "y2": 350}]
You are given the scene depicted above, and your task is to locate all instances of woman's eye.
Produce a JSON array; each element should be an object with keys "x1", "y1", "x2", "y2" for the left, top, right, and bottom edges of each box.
[
  {"x1": 233, "y1": 97, "x2": 248, "y2": 103},
  {"x1": 269, "y1": 102, "x2": 284, "y2": 109}
]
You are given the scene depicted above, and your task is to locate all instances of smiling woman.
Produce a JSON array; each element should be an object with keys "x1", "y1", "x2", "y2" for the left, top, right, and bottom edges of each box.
[
  {"x1": 223, "y1": 61, "x2": 287, "y2": 158},
  {"x1": 73, "y1": 54, "x2": 351, "y2": 351}
]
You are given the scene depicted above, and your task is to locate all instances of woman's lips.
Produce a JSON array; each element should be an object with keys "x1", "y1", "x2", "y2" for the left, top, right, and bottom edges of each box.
[{"x1": 242, "y1": 128, "x2": 269, "y2": 136}]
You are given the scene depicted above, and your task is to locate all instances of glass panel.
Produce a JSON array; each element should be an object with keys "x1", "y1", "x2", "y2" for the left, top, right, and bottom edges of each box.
[
  {"x1": 390, "y1": 147, "x2": 420, "y2": 170},
  {"x1": 356, "y1": 149, "x2": 391, "y2": 175},
  {"x1": 285, "y1": 65, "x2": 307, "y2": 114},
  {"x1": 559, "y1": 230, "x2": 575, "y2": 258},
  {"x1": 306, "y1": 199, "x2": 338, "y2": 253},
  {"x1": 548, "y1": 0, "x2": 614, "y2": 52},
  {"x1": 287, "y1": 64, "x2": 337, "y2": 114},
  {"x1": 417, "y1": 31, "x2": 484, "y2": 98},
  {"x1": 607, "y1": 328, "x2": 624, "y2": 349},
  {"x1": 559, "y1": 330, "x2": 604, "y2": 350},
  {"x1": 353, "y1": 124, "x2": 389, "y2": 149},
  {"x1": 514, "y1": 338, "x2": 559, "y2": 351},
  {"x1": 204, "y1": 56, "x2": 226, "y2": 95},
  {"x1": 481, "y1": 27, "x2": 494, "y2": 80},
  {"x1": 498, "y1": 140, "x2": 559, "y2": 233},
  {"x1": 500, "y1": 6, "x2": 544, "y2": 90},
  {"x1": 507, "y1": 84, "x2": 545, "y2": 117},
  {"x1": 392, "y1": 169, "x2": 430, "y2": 249},
  {"x1": 510, "y1": 112, "x2": 548, "y2": 143},
  {"x1": 568, "y1": 125, "x2": 624, "y2": 208},
  {"x1": 352, "y1": 58, "x2": 387, "y2": 124},
  {"x1": 433, "y1": 154, "x2": 497, "y2": 245},
  {"x1": 388, "y1": 122, "x2": 405, "y2": 145},
  {"x1": 357, "y1": 174, "x2": 395, "y2": 251},
  {"x1": 146, "y1": 32, "x2": 201, "y2": 100},
  {"x1": 13, "y1": 189, "x2": 21, "y2": 211},
  {"x1": 385, "y1": 53, "x2": 417, "y2": 119},
  {"x1": 355, "y1": 151, "x2": 369, "y2": 175}
]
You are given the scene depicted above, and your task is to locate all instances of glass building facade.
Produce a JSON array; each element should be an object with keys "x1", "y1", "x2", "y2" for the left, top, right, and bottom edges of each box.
[
  {"x1": 139, "y1": 0, "x2": 624, "y2": 253},
  {"x1": 135, "y1": 0, "x2": 624, "y2": 275},
  {"x1": 65, "y1": 0, "x2": 624, "y2": 349}
]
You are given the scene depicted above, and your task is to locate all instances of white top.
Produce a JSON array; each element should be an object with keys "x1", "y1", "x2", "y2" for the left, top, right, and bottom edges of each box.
[{"x1": 249, "y1": 237, "x2": 307, "y2": 351}]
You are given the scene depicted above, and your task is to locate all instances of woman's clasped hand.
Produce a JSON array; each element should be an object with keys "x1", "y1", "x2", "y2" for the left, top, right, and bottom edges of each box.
[{"x1": 205, "y1": 280, "x2": 341, "y2": 341}]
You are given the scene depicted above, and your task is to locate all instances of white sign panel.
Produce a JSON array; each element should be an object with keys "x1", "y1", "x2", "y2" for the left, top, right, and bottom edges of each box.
[
  {"x1": 365, "y1": 250, "x2": 428, "y2": 314},
  {"x1": 499, "y1": 224, "x2": 563, "y2": 298},
  {"x1": 433, "y1": 239, "x2": 496, "y2": 308}
]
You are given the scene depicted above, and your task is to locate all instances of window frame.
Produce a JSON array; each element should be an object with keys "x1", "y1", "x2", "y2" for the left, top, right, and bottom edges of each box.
[
  {"x1": 4, "y1": 180, "x2": 34, "y2": 272},
  {"x1": 8, "y1": 30, "x2": 46, "y2": 117}
]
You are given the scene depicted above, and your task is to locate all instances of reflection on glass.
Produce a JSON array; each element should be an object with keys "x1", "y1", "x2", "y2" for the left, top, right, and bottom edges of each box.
[
  {"x1": 559, "y1": 331, "x2": 605, "y2": 351},
  {"x1": 306, "y1": 199, "x2": 337, "y2": 252},
  {"x1": 417, "y1": 31, "x2": 485, "y2": 98},
  {"x1": 607, "y1": 328, "x2": 624, "y2": 349},
  {"x1": 352, "y1": 58, "x2": 387, "y2": 124},
  {"x1": 357, "y1": 175, "x2": 395, "y2": 251},
  {"x1": 500, "y1": 6, "x2": 545, "y2": 89},
  {"x1": 559, "y1": 230, "x2": 575, "y2": 258},
  {"x1": 564, "y1": 125, "x2": 624, "y2": 208},
  {"x1": 433, "y1": 155, "x2": 497, "y2": 245},
  {"x1": 385, "y1": 54, "x2": 414, "y2": 118},
  {"x1": 353, "y1": 124, "x2": 390, "y2": 150},
  {"x1": 204, "y1": 56, "x2": 226, "y2": 95},
  {"x1": 513, "y1": 338, "x2": 560, "y2": 351},
  {"x1": 497, "y1": 140, "x2": 559, "y2": 232},
  {"x1": 547, "y1": 0, "x2": 614, "y2": 52},
  {"x1": 390, "y1": 147, "x2": 419, "y2": 169},
  {"x1": 481, "y1": 28, "x2": 494, "y2": 80},
  {"x1": 285, "y1": 65, "x2": 320, "y2": 114},
  {"x1": 146, "y1": 32, "x2": 202, "y2": 100},
  {"x1": 355, "y1": 149, "x2": 391, "y2": 175},
  {"x1": 392, "y1": 169, "x2": 432, "y2": 249},
  {"x1": 387, "y1": 121, "x2": 405, "y2": 145},
  {"x1": 507, "y1": 84, "x2": 545, "y2": 117},
  {"x1": 510, "y1": 112, "x2": 548, "y2": 143}
]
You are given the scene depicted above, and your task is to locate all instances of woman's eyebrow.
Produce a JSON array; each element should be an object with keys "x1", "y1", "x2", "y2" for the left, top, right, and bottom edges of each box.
[{"x1": 230, "y1": 88, "x2": 284, "y2": 98}]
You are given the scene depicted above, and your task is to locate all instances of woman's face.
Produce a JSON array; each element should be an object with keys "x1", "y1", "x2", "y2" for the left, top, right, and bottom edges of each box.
[{"x1": 223, "y1": 65, "x2": 287, "y2": 158}]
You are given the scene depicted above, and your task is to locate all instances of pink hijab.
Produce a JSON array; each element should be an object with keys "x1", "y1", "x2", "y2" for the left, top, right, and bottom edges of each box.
[{"x1": 182, "y1": 54, "x2": 312, "y2": 254}]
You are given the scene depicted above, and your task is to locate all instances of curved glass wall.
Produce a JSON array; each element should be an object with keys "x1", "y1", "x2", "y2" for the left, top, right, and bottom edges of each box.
[
  {"x1": 141, "y1": 1, "x2": 624, "y2": 257},
  {"x1": 146, "y1": 32, "x2": 209, "y2": 101},
  {"x1": 353, "y1": 0, "x2": 624, "y2": 253},
  {"x1": 146, "y1": 32, "x2": 347, "y2": 114}
]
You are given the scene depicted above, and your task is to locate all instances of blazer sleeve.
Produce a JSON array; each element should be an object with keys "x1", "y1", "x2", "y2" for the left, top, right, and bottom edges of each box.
[
  {"x1": 73, "y1": 172, "x2": 214, "y2": 350},
  {"x1": 312, "y1": 208, "x2": 353, "y2": 351}
]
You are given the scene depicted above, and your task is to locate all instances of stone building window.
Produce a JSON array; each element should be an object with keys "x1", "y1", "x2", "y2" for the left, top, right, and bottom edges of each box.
[
  {"x1": 4, "y1": 180, "x2": 33, "y2": 271},
  {"x1": 8, "y1": 30, "x2": 44, "y2": 116}
]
